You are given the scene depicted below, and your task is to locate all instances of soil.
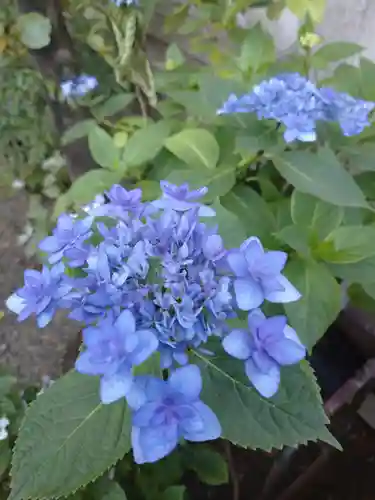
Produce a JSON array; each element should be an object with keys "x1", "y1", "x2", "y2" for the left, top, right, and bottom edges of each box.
[{"x1": 0, "y1": 189, "x2": 78, "y2": 384}]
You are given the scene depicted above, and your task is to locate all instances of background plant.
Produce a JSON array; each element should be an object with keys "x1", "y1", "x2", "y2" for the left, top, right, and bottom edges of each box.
[{"x1": 4, "y1": 0, "x2": 375, "y2": 499}]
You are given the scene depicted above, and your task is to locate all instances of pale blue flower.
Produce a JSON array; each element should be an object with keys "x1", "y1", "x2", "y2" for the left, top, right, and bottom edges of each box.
[
  {"x1": 223, "y1": 309, "x2": 306, "y2": 397},
  {"x1": 75, "y1": 310, "x2": 158, "y2": 403},
  {"x1": 128, "y1": 365, "x2": 221, "y2": 463},
  {"x1": 6, "y1": 263, "x2": 71, "y2": 327},
  {"x1": 227, "y1": 237, "x2": 300, "y2": 310},
  {"x1": 61, "y1": 75, "x2": 98, "y2": 98},
  {"x1": 39, "y1": 214, "x2": 93, "y2": 267}
]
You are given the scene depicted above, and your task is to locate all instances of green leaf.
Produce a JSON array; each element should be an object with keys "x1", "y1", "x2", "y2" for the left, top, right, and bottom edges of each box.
[
  {"x1": 122, "y1": 121, "x2": 172, "y2": 170},
  {"x1": 88, "y1": 126, "x2": 119, "y2": 169},
  {"x1": 238, "y1": 23, "x2": 275, "y2": 72},
  {"x1": 291, "y1": 191, "x2": 344, "y2": 240},
  {"x1": 284, "y1": 258, "x2": 341, "y2": 350},
  {"x1": 340, "y1": 144, "x2": 375, "y2": 173},
  {"x1": 221, "y1": 185, "x2": 276, "y2": 245},
  {"x1": 209, "y1": 200, "x2": 246, "y2": 248},
  {"x1": 62, "y1": 120, "x2": 96, "y2": 146},
  {"x1": 286, "y1": 0, "x2": 326, "y2": 22},
  {"x1": 193, "y1": 350, "x2": 337, "y2": 450},
  {"x1": 89, "y1": 477, "x2": 127, "y2": 500},
  {"x1": 135, "y1": 180, "x2": 161, "y2": 201},
  {"x1": 272, "y1": 147, "x2": 368, "y2": 208},
  {"x1": 161, "y1": 486, "x2": 185, "y2": 500},
  {"x1": 10, "y1": 371, "x2": 131, "y2": 500},
  {"x1": 94, "y1": 94, "x2": 135, "y2": 120},
  {"x1": 312, "y1": 42, "x2": 363, "y2": 69},
  {"x1": 65, "y1": 169, "x2": 122, "y2": 208},
  {"x1": 183, "y1": 445, "x2": 228, "y2": 486},
  {"x1": 0, "y1": 376, "x2": 17, "y2": 399},
  {"x1": 328, "y1": 256, "x2": 375, "y2": 285},
  {"x1": 318, "y1": 225, "x2": 375, "y2": 263},
  {"x1": 165, "y1": 43, "x2": 185, "y2": 70},
  {"x1": 17, "y1": 13, "x2": 52, "y2": 49},
  {"x1": 165, "y1": 129, "x2": 220, "y2": 170},
  {"x1": 275, "y1": 224, "x2": 311, "y2": 256},
  {"x1": 167, "y1": 164, "x2": 236, "y2": 200}
]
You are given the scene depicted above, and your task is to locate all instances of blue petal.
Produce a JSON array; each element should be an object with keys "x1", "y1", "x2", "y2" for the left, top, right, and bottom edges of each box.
[
  {"x1": 222, "y1": 330, "x2": 252, "y2": 360},
  {"x1": 234, "y1": 278, "x2": 263, "y2": 310},
  {"x1": 257, "y1": 251, "x2": 287, "y2": 276},
  {"x1": 180, "y1": 401, "x2": 221, "y2": 442},
  {"x1": 6, "y1": 293, "x2": 26, "y2": 315},
  {"x1": 100, "y1": 369, "x2": 133, "y2": 404},
  {"x1": 265, "y1": 275, "x2": 301, "y2": 303},
  {"x1": 227, "y1": 251, "x2": 248, "y2": 277},
  {"x1": 266, "y1": 329, "x2": 306, "y2": 366},
  {"x1": 245, "y1": 358, "x2": 280, "y2": 398},
  {"x1": 115, "y1": 309, "x2": 136, "y2": 335},
  {"x1": 168, "y1": 365, "x2": 202, "y2": 401},
  {"x1": 132, "y1": 423, "x2": 178, "y2": 464},
  {"x1": 75, "y1": 351, "x2": 109, "y2": 375},
  {"x1": 126, "y1": 376, "x2": 165, "y2": 409},
  {"x1": 37, "y1": 308, "x2": 54, "y2": 328},
  {"x1": 131, "y1": 330, "x2": 159, "y2": 366},
  {"x1": 132, "y1": 402, "x2": 160, "y2": 427}
]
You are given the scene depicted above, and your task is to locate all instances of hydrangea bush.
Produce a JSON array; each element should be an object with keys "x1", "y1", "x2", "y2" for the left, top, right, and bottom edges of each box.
[{"x1": 6, "y1": 0, "x2": 375, "y2": 499}]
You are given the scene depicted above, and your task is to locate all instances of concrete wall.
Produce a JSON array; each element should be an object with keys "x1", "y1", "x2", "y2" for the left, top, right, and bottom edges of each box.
[{"x1": 148, "y1": 0, "x2": 375, "y2": 64}]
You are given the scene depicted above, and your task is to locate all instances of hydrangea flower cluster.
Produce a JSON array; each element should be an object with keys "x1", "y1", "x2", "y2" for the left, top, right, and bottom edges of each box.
[
  {"x1": 61, "y1": 75, "x2": 98, "y2": 99},
  {"x1": 218, "y1": 72, "x2": 375, "y2": 142},
  {"x1": 6, "y1": 181, "x2": 306, "y2": 463}
]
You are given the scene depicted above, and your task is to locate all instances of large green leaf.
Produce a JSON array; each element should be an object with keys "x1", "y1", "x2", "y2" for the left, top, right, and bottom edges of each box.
[
  {"x1": 122, "y1": 121, "x2": 171, "y2": 170},
  {"x1": 165, "y1": 129, "x2": 220, "y2": 170},
  {"x1": 167, "y1": 164, "x2": 236, "y2": 200},
  {"x1": 209, "y1": 200, "x2": 246, "y2": 248},
  {"x1": 17, "y1": 13, "x2": 52, "y2": 49},
  {"x1": 283, "y1": 258, "x2": 341, "y2": 350},
  {"x1": 88, "y1": 126, "x2": 119, "y2": 169},
  {"x1": 328, "y1": 256, "x2": 375, "y2": 285},
  {"x1": 291, "y1": 190, "x2": 344, "y2": 240},
  {"x1": 88, "y1": 477, "x2": 127, "y2": 500},
  {"x1": 286, "y1": 0, "x2": 326, "y2": 22},
  {"x1": 221, "y1": 185, "x2": 276, "y2": 246},
  {"x1": 318, "y1": 225, "x2": 375, "y2": 263},
  {"x1": 64, "y1": 169, "x2": 122, "y2": 208},
  {"x1": 312, "y1": 42, "x2": 363, "y2": 69},
  {"x1": 62, "y1": 120, "x2": 96, "y2": 146},
  {"x1": 183, "y1": 445, "x2": 228, "y2": 486},
  {"x1": 238, "y1": 23, "x2": 275, "y2": 72},
  {"x1": 94, "y1": 94, "x2": 135, "y2": 120},
  {"x1": 192, "y1": 350, "x2": 337, "y2": 450},
  {"x1": 10, "y1": 371, "x2": 131, "y2": 500},
  {"x1": 272, "y1": 147, "x2": 368, "y2": 208}
]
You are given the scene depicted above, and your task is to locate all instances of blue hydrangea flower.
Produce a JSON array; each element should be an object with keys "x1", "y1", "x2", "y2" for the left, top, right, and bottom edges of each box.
[
  {"x1": 218, "y1": 72, "x2": 374, "y2": 142},
  {"x1": 61, "y1": 75, "x2": 98, "y2": 98},
  {"x1": 6, "y1": 263, "x2": 71, "y2": 327},
  {"x1": 227, "y1": 237, "x2": 300, "y2": 311},
  {"x1": 6, "y1": 178, "x2": 304, "y2": 453},
  {"x1": 39, "y1": 214, "x2": 93, "y2": 267},
  {"x1": 223, "y1": 309, "x2": 306, "y2": 397},
  {"x1": 152, "y1": 181, "x2": 216, "y2": 217},
  {"x1": 75, "y1": 310, "x2": 158, "y2": 403},
  {"x1": 319, "y1": 87, "x2": 375, "y2": 136},
  {"x1": 127, "y1": 365, "x2": 221, "y2": 463}
]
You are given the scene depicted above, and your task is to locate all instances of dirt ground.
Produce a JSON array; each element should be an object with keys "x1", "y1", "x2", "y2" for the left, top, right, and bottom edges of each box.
[{"x1": 0, "y1": 190, "x2": 77, "y2": 384}]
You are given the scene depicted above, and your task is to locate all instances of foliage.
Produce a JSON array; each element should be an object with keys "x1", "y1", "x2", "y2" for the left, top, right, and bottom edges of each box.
[{"x1": 5, "y1": 0, "x2": 375, "y2": 498}]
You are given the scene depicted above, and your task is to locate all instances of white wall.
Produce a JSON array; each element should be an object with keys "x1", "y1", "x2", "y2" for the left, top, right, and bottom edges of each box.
[{"x1": 238, "y1": 0, "x2": 375, "y2": 61}]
